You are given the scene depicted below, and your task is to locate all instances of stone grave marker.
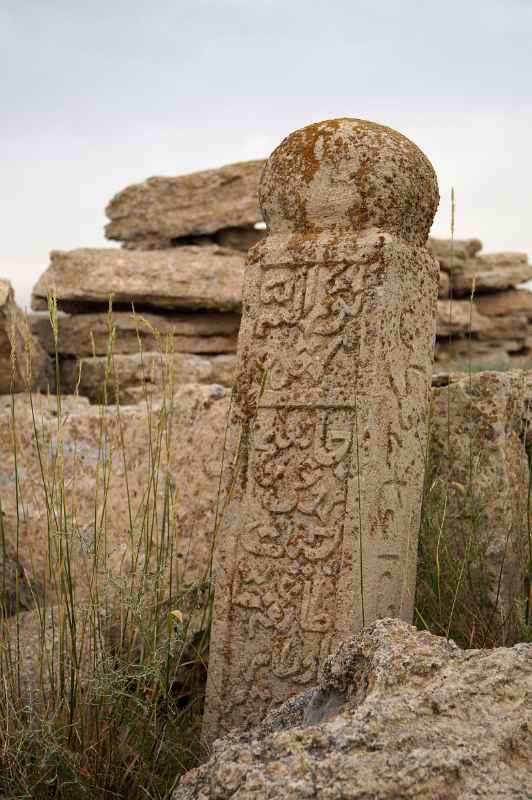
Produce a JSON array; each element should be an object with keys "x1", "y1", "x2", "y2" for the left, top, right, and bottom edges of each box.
[{"x1": 203, "y1": 118, "x2": 440, "y2": 744}]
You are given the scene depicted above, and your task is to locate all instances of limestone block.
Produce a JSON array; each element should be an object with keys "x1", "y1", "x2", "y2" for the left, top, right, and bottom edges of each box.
[
  {"x1": 436, "y1": 298, "x2": 490, "y2": 337},
  {"x1": 434, "y1": 339, "x2": 525, "y2": 369},
  {"x1": 105, "y1": 160, "x2": 265, "y2": 244},
  {"x1": 174, "y1": 619, "x2": 532, "y2": 799},
  {"x1": 31, "y1": 310, "x2": 240, "y2": 357},
  {"x1": 428, "y1": 237, "x2": 482, "y2": 268},
  {"x1": 438, "y1": 269, "x2": 450, "y2": 298},
  {"x1": 424, "y1": 371, "x2": 528, "y2": 642},
  {"x1": 449, "y1": 253, "x2": 532, "y2": 295},
  {"x1": 0, "y1": 280, "x2": 49, "y2": 393},
  {"x1": 31, "y1": 247, "x2": 245, "y2": 313},
  {"x1": 59, "y1": 352, "x2": 236, "y2": 403},
  {"x1": 0, "y1": 387, "x2": 231, "y2": 608},
  {"x1": 121, "y1": 236, "x2": 176, "y2": 251},
  {"x1": 204, "y1": 118, "x2": 440, "y2": 741},
  {"x1": 475, "y1": 288, "x2": 532, "y2": 317}
]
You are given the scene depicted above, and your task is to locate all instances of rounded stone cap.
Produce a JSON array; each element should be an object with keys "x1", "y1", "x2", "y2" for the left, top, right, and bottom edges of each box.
[{"x1": 259, "y1": 118, "x2": 439, "y2": 246}]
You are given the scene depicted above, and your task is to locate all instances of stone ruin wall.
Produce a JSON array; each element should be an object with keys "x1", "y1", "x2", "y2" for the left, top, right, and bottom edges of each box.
[{"x1": 0, "y1": 158, "x2": 529, "y2": 403}]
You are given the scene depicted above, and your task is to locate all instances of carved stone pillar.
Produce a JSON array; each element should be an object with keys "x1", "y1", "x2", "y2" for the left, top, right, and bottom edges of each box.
[{"x1": 203, "y1": 118, "x2": 439, "y2": 744}]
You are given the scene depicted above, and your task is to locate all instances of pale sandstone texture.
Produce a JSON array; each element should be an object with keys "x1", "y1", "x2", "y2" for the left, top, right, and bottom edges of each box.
[
  {"x1": 105, "y1": 160, "x2": 265, "y2": 244},
  {"x1": 449, "y1": 252, "x2": 532, "y2": 295},
  {"x1": 425, "y1": 371, "x2": 528, "y2": 642},
  {"x1": 174, "y1": 619, "x2": 532, "y2": 800},
  {"x1": 31, "y1": 311, "x2": 240, "y2": 357},
  {"x1": 0, "y1": 280, "x2": 49, "y2": 393},
  {"x1": 0, "y1": 387, "x2": 230, "y2": 607},
  {"x1": 428, "y1": 237, "x2": 483, "y2": 268},
  {"x1": 429, "y1": 237, "x2": 532, "y2": 295},
  {"x1": 436, "y1": 297, "x2": 490, "y2": 337},
  {"x1": 31, "y1": 247, "x2": 245, "y2": 313},
  {"x1": 429, "y1": 237, "x2": 532, "y2": 369},
  {"x1": 203, "y1": 118, "x2": 440, "y2": 742},
  {"x1": 0, "y1": 606, "x2": 107, "y2": 703},
  {"x1": 59, "y1": 352, "x2": 236, "y2": 403},
  {"x1": 476, "y1": 288, "x2": 532, "y2": 317},
  {"x1": 1, "y1": 372, "x2": 530, "y2": 634}
]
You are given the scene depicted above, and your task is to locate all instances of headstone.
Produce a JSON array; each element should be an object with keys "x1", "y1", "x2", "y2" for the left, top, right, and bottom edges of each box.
[{"x1": 203, "y1": 118, "x2": 439, "y2": 743}]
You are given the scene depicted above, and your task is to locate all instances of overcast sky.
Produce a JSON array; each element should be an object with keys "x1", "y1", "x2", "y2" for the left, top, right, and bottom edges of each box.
[{"x1": 2, "y1": 0, "x2": 531, "y2": 309}]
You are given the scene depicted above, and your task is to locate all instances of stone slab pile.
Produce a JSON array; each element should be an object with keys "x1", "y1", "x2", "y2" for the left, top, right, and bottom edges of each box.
[
  {"x1": 105, "y1": 159, "x2": 266, "y2": 251},
  {"x1": 29, "y1": 155, "x2": 532, "y2": 399},
  {"x1": 0, "y1": 279, "x2": 49, "y2": 394},
  {"x1": 430, "y1": 237, "x2": 532, "y2": 368},
  {"x1": 30, "y1": 160, "x2": 268, "y2": 401}
]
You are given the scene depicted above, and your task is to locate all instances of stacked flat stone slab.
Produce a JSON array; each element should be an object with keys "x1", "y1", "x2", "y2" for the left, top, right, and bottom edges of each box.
[
  {"x1": 203, "y1": 118, "x2": 440, "y2": 743},
  {"x1": 29, "y1": 153, "x2": 532, "y2": 400},
  {"x1": 105, "y1": 159, "x2": 266, "y2": 251},
  {"x1": 30, "y1": 160, "x2": 268, "y2": 402},
  {"x1": 0, "y1": 279, "x2": 49, "y2": 394},
  {"x1": 430, "y1": 237, "x2": 532, "y2": 368}
]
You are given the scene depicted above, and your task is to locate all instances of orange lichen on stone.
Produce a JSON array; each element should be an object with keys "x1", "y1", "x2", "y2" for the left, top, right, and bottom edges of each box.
[
  {"x1": 259, "y1": 118, "x2": 438, "y2": 244},
  {"x1": 203, "y1": 118, "x2": 440, "y2": 748}
]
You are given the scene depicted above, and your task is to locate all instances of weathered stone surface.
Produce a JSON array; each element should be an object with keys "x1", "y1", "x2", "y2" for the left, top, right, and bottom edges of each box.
[
  {"x1": 475, "y1": 288, "x2": 532, "y2": 317},
  {"x1": 204, "y1": 118, "x2": 439, "y2": 743},
  {"x1": 214, "y1": 226, "x2": 266, "y2": 252},
  {"x1": 0, "y1": 280, "x2": 49, "y2": 393},
  {"x1": 449, "y1": 253, "x2": 532, "y2": 295},
  {"x1": 436, "y1": 298, "x2": 490, "y2": 337},
  {"x1": 0, "y1": 368, "x2": 530, "y2": 644},
  {"x1": 434, "y1": 337, "x2": 526, "y2": 369},
  {"x1": 0, "y1": 548, "x2": 37, "y2": 616},
  {"x1": 424, "y1": 371, "x2": 528, "y2": 642},
  {"x1": 438, "y1": 269, "x2": 450, "y2": 298},
  {"x1": 105, "y1": 160, "x2": 265, "y2": 244},
  {"x1": 59, "y1": 352, "x2": 237, "y2": 403},
  {"x1": 31, "y1": 247, "x2": 245, "y2": 313},
  {"x1": 174, "y1": 619, "x2": 532, "y2": 800},
  {"x1": 428, "y1": 237, "x2": 483, "y2": 268},
  {"x1": 31, "y1": 311, "x2": 240, "y2": 357},
  {"x1": 0, "y1": 386, "x2": 231, "y2": 608},
  {"x1": 0, "y1": 606, "x2": 107, "y2": 703}
]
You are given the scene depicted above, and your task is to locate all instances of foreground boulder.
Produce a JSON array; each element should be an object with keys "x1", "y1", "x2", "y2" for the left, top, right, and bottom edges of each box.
[
  {"x1": 175, "y1": 619, "x2": 532, "y2": 800},
  {"x1": 31, "y1": 247, "x2": 245, "y2": 313},
  {"x1": 105, "y1": 160, "x2": 265, "y2": 245}
]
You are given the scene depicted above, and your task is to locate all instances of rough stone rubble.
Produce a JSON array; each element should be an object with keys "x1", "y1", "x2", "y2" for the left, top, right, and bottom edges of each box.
[
  {"x1": 27, "y1": 160, "x2": 267, "y2": 402},
  {"x1": 173, "y1": 618, "x2": 532, "y2": 800}
]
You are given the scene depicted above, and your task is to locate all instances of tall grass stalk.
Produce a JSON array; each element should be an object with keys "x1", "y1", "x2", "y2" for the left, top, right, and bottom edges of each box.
[{"x1": 0, "y1": 301, "x2": 217, "y2": 798}]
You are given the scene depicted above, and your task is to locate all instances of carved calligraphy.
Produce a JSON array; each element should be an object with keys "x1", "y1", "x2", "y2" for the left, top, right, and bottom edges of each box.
[{"x1": 203, "y1": 118, "x2": 439, "y2": 745}]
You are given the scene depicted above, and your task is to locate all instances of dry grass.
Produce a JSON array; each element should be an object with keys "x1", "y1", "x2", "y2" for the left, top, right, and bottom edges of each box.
[
  {"x1": 0, "y1": 300, "x2": 213, "y2": 798},
  {"x1": 1, "y1": 273, "x2": 532, "y2": 797}
]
